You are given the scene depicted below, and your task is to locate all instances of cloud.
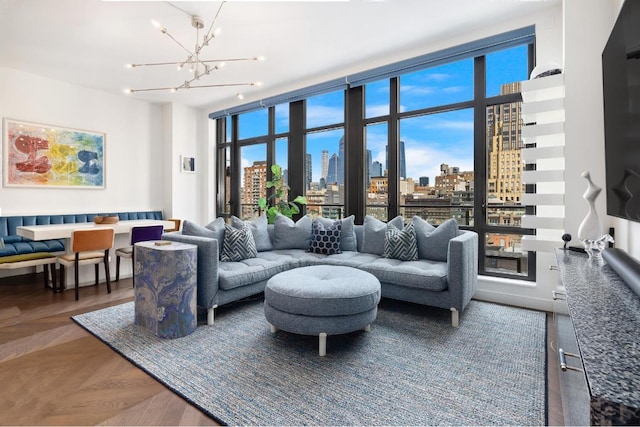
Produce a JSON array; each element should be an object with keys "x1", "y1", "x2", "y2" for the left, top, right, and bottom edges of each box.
[{"x1": 306, "y1": 105, "x2": 343, "y2": 128}]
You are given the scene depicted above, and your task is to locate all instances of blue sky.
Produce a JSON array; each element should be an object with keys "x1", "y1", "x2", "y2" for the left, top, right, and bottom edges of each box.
[{"x1": 236, "y1": 44, "x2": 528, "y2": 186}]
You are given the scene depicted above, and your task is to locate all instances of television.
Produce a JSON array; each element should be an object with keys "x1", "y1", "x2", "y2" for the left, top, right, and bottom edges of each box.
[{"x1": 602, "y1": 0, "x2": 640, "y2": 223}]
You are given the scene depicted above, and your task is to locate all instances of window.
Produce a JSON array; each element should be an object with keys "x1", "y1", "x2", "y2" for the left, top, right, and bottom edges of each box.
[{"x1": 215, "y1": 27, "x2": 535, "y2": 280}]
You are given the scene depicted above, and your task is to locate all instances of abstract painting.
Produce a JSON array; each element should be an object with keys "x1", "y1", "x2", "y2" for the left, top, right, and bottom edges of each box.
[{"x1": 3, "y1": 118, "x2": 105, "y2": 188}]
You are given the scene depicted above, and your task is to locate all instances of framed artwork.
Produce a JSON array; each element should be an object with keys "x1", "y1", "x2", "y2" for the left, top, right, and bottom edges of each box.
[
  {"x1": 181, "y1": 155, "x2": 195, "y2": 173},
  {"x1": 3, "y1": 118, "x2": 105, "y2": 189}
]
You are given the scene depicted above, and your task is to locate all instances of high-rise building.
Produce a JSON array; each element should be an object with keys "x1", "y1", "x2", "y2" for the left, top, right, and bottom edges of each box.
[
  {"x1": 327, "y1": 153, "x2": 339, "y2": 184},
  {"x1": 306, "y1": 153, "x2": 312, "y2": 188},
  {"x1": 321, "y1": 150, "x2": 329, "y2": 180},
  {"x1": 371, "y1": 161, "x2": 383, "y2": 177},
  {"x1": 366, "y1": 149, "x2": 372, "y2": 186},
  {"x1": 419, "y1": 176, "x2": 429, "y2": 186},
  {"x1": 385, "y1": 141, "x2": 407, "y2": 179},
  {"x1": 337, "y1": 136, "x2": 345, "y2": 185},
  {"x1": 487, "y1": 82, "x2": 524, "y2": 202},
  {"x1": 242, "y1": 160, "x2": 267, "y2": 219}
]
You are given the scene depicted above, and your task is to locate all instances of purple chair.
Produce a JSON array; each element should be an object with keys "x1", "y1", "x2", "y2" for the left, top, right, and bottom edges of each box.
[{"x1": 115, "y1": 225, "x2": 164, "y2": 283}]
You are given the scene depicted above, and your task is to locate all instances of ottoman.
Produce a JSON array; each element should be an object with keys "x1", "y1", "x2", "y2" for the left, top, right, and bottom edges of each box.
[{"x1": 264, "y1": 265, "x2": 381, "y2": 356}]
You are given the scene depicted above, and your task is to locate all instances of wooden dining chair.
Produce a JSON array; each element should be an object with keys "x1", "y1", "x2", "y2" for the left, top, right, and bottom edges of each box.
[
  {"x1": 115, "y1": 224, "x2": 164, "y2": 283},
  {"x1": 58, "y1": 228, "x2": 115, "y2": 301},
  {"x1": 165, "y1": 218, "x2": 181, "y2": 233}
]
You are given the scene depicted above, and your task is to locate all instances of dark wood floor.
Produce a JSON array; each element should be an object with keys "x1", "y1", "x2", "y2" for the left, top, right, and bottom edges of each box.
[{"x1": 0, "y1": 270, "x2": 564, "y2": 425}]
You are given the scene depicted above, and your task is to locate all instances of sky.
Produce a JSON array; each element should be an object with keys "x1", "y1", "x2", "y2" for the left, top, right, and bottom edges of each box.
[{"x1": 235, "y1": 44, "x2": 528, "y2": 186}]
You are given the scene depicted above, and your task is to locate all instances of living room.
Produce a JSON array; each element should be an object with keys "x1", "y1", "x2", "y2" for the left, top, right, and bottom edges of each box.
[{"x1": 1, "y1": 0, "x2": 639, "y2": 425}]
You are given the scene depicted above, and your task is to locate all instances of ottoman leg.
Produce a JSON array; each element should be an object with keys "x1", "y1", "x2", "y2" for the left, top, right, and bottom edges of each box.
[
  {"x1": 319, "y1": 332, "x2": 327, "y2": 356},
  {"x1": 270, "y1": 323, "x2": 277, "y2": 333},
  {"x1": 364, "y1": 324, "x2": 371, "y2": 332}
]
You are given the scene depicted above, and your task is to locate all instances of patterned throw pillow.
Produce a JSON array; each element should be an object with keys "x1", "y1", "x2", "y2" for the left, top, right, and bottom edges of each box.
[
  {"x1": 221, "y1": 223, "x2": 258, "y2": 262},
  {"x1": 384, "y1": 222, "x2": 418, "y2": 261},
  {"x1": 307, "y1": 219, "x2": 342, "y2": 255}
]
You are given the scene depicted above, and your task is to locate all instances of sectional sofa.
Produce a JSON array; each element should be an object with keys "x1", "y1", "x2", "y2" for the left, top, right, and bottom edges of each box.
[{"x1": 163, "y1": 213, "x2": 479, "y2": 327}]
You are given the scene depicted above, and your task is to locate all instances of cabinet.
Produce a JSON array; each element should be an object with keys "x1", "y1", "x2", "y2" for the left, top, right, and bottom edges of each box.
[{"x1": 555, "y1": 249, "x2": 640, "y2": 425}]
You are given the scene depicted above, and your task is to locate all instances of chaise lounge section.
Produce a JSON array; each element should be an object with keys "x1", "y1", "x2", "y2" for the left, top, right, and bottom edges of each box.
[{"x1": 162, "y1": 214, "x2": 479, "y2": 327}]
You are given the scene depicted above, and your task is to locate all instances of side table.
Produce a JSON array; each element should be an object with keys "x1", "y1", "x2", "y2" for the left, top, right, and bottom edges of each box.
[{"x1": 134, "y1": 240, "x2": 197, "y2": 339}]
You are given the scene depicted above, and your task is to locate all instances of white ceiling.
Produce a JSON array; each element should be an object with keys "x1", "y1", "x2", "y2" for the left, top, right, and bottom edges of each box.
[{"x1": 0, "y1": 0, "x2": 560, "y2": 112}]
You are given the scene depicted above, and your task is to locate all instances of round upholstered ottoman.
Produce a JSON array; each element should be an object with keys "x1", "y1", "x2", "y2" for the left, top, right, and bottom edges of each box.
[{"x1": 264, "y1": 265, "x2": 381, "y2": 356}]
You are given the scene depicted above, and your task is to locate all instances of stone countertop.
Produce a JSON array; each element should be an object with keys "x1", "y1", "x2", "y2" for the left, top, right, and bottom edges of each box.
[{"x1": 555, "y1": 249, "x2": 640, "y2": 423}]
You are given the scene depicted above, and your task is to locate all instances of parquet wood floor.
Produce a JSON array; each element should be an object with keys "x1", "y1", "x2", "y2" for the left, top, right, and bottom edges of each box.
[
  {"x1": 0, "y1": 272, "x2": 217, "y2": 426},
  {"x1": 0, "y1": 270, "x2": 564, "y2": 426}
]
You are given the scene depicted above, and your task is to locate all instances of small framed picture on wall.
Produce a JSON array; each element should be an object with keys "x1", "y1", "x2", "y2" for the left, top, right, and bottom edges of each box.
[{"x1": 181, "y1": 155, "x2": 195, "y2": 173}]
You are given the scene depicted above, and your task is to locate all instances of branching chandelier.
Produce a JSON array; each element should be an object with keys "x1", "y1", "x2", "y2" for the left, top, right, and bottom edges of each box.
[{"x1": 124, "y1": 1, "x2": 264, "y2": 98}]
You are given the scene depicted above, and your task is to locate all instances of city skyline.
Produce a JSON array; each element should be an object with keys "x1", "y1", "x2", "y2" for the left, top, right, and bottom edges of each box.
[{"x1": 236, "y1": 44, "x2": 528, "y2": 189}]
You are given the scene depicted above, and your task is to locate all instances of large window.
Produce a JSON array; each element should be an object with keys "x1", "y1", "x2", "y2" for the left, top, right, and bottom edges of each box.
[{"x1": 215, "y1": 28, "x2": 536, "y2": 280}]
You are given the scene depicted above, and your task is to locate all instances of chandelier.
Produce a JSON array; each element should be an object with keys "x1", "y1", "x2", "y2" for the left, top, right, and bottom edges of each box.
[{"x1": 124, "y1": 1, "x2": 264, "y2": 98}]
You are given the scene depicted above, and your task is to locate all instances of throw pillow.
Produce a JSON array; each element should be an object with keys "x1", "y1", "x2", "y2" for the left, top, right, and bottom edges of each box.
[
  {"x1": 307, "y1": 219, "x2": 342, "y2": 255},
  {"x1": 272, "y1": 214, "x2": 313, "y2": 250},
  {"x1": 361, "y1": 215, "x2": 404, "y2": 255},
  {"x1": 413, "y1": 217, "x2": 459, "y2": 262},
  {"x1": 220, "y1": 223, "x2": 258, "y2": 262},
  {"x1": 231, "y1": 215, "x2": 272, "y2": 251},
  {"x1": 384, "y1": 221, "x2": 418, "y2": 261},
  {"x1": 315, "y1": 215, "x2": 357, "y2": 252},
  {"x1": 182, "y1": 218, "x2": 225, "y2": 244}
]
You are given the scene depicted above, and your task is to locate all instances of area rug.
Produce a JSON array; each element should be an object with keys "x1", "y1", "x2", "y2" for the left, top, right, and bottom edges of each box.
[{"x1": 72, "y1": 298, "x2": 547, "y2": 426}]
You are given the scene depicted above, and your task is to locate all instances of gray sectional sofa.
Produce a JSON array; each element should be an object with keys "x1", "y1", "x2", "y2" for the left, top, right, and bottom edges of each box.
[{"x1": 162, "y1": 214, "x2": 478, "y2": 327}]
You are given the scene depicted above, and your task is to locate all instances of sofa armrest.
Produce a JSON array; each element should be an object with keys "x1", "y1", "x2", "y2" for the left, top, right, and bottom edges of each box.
[
  {"x1": 447, "y1": 230, "x2": 479, "y2": 312},
  {"x1": 162, "y1": 233, "x2": 219, "y2": 310}
]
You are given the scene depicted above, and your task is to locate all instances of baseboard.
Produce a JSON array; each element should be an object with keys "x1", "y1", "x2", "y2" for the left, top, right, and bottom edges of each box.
[{"x1": 473, "y1": 289, "x2": 556, "y2": 312}]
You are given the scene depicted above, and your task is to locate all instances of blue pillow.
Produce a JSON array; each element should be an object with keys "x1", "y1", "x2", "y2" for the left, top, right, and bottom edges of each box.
[
  {"x1": 307, "y1": 219, "x2": 342, "y2": 255},
  {"x1": 231, "y1": 215, "x2": 272, "y2": 251},
  {"x1": 315, "y1": 215, "x2": 357, "y2": 251},
  {"x1": 361, "y1": 215, "x2": 404, "y2": 255},
  {"x1": 272, "y1": 214, "x2": 312, "y2": 250},
  {"x1": 182, "y1": 218, "x2": 225, "y2": 244},
  {"x1": 384, "y1": 222, "x2": 418, "y2": 261},
  {"x1": 413, "y1": 217, "x2": 459, "y2": 262},
  {"x1": 221, "y1": 223, "x2": 257, "y2": 262}
]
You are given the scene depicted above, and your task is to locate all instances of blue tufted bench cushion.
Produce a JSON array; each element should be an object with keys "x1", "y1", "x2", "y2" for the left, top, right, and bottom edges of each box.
[{"x1": 0, "y1": 211, "x2": 163, "y2": 257}]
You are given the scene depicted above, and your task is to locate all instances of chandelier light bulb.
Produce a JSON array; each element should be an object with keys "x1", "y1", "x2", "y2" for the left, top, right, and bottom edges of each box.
[
  {"x1": 236, "y1": 93, "x2": 244, "y2": 100},
  {"x1": 124, "y1": 89, "x2": 132, "y2": 94},
  {"x1": 255, "y1": 56, "x2": 265, "y2": 61},
  {"x1": 125, "y1": 64, "x2": 133, "y2": 69}
]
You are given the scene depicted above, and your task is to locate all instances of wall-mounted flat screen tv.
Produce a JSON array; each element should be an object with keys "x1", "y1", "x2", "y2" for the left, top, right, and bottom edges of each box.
[{"x1": 602, "y1": 0, "x2": 640, "y2": 223}]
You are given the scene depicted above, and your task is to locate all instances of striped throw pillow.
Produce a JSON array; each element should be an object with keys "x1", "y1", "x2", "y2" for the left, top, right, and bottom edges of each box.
[{"x1": 384, "y1": 222, "x2": 418, "y2": 261}]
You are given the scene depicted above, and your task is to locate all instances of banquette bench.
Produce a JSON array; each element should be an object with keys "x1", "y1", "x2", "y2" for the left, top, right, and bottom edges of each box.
[{"x1": 0, "y1": 211, "x2": 164, "y2": 283}]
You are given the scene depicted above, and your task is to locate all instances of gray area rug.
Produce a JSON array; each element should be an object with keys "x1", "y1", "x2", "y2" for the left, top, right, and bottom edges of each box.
[{"x1": 72, "y1": 298, "x2": 547, "y2": 426}]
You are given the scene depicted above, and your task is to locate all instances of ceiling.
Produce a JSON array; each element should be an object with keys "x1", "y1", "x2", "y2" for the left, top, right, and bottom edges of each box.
[{"x1": 0, "y1": 0, "x2": 560, "y2": 112}]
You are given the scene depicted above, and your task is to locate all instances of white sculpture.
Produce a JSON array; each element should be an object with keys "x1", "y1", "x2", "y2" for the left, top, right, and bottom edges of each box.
[
  {"x1": 577, "y1": 171, "x2": 612, "y2": 259},
  {"x1": 578, "y1": 171, "x2": 603, "y2": 241}
]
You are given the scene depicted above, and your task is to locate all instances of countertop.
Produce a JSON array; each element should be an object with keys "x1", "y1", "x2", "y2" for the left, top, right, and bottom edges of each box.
[{"x1": 555, "y1": 249, "x2": 640, "y2": 424}]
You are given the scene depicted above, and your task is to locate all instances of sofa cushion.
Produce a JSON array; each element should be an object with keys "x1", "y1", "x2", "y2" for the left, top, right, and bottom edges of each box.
[
  {"x1": 384, "y1": 222, "x2": 418, "y2": 261},
  {"x1": 315, "y1": 215, "x2": 357, "y2": 252},
  {"x1": 359, "y1": 258, "x2": 448, "y2": 291},
  {"x1": 232, "y1": 215, "x2": 272, "y2": 252},
  {"x1": 413, "y1": 217, "x2": 459, "y2": 262},
  {"x1": 221, "y1": 223, "x2": 257, "y2": 262},
  {"x1": 269, "y1": 249, "x2": 327, "y2": 267},
  {"x1": 323, "y1": 251, "x2": 381, "y2": 268},
  {"x1": 183, "y1": 218, "x2": 225, "y2": 244},
  {"x1": 361, "y1": 215, "x2": 404, "y2": 255},
  {"x1": 218, "y1": 257, "x2": 289, "y2": 291},
  {"x1": 272, "y1": 214, "x2": 312, "y2": 250},
  {"x1": 307, "y1": 219, "x2": 341, "y2": 255}
]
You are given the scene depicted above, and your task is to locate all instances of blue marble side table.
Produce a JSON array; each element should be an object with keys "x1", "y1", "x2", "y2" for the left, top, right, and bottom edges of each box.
[{"x1": 134, "y1": 240, "x2": 197, "y2": 339}]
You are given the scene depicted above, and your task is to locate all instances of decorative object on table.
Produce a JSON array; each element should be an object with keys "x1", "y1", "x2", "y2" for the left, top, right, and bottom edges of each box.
[
  {"x1": 134, "y1": 240, "x2": 197, "y2": 339},
  {"x1": 93, "y1": 215, "x2": 119, "y2": 224},
  {"x1": 123, "y1": 2, "x2": 264, "y2": 97},
  {"x1": 577, "y1": 171, "x2": 613, "y2": 258},
  {"x1": 257, "y1": 164, "x2": 307, "y2": 224},
  {"x1": 529, "y1": 62, "x2": 562, "y2": 79},
  {"x1": 561, "y1": 233, "x2": 572, "y2": 249},
  {"x1": 181, "y1": 155, "x2": 195, "y2": 173},
  {"x1": 3, "y1": 118, "x2": 105, "y2": 189}
]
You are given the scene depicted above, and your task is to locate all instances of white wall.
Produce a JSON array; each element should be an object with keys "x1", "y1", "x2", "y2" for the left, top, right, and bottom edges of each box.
[{"x1": 0, "y1": 67, "x2": 165, "y2": 216}]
